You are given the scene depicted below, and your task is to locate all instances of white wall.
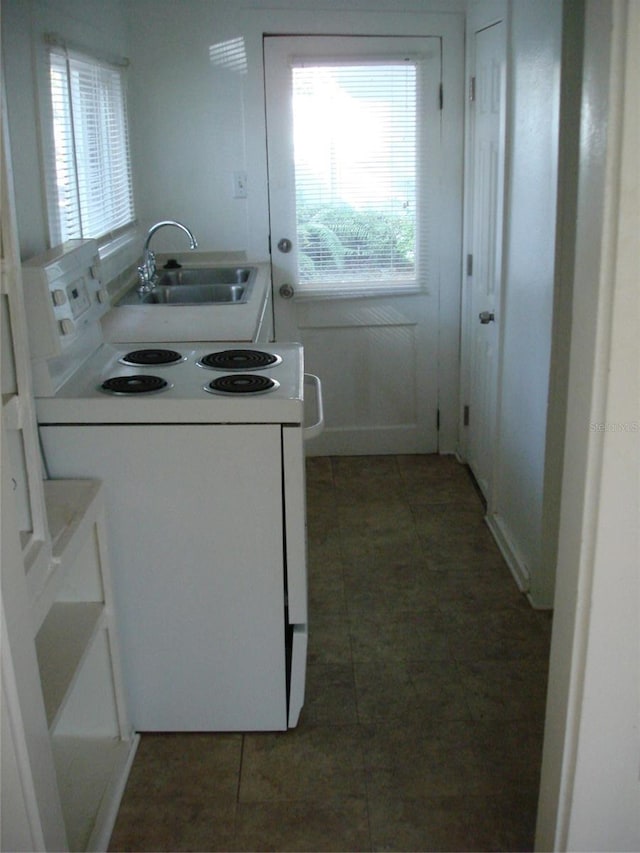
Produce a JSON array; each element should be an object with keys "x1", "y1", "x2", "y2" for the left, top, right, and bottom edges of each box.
[
  {"x1": 489, "y1": 0, "x2": 562, "y2": 608},
  {"x1": 536, "y1": 1, "x2": 640, "y2": 847},
  {"x1": 123, "y1": 0, "x2": 253, "y2": 256}
]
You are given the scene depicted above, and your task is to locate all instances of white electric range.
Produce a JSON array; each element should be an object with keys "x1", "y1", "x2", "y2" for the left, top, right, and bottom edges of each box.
[
  {"x1": 34, "y1": 337, "x2": 305, "y2": 424},
  {"x1": 23, "y1": 240, "x2": 316, "y2": 732}
]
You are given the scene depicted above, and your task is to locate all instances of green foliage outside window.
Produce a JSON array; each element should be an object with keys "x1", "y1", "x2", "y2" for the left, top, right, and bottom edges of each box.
[{"x1": 297, "y1": 203, "x2": 415, "y2": 282}]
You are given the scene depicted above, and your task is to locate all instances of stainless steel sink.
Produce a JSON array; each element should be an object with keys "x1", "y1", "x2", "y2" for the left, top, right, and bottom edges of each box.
[
  {"x1": 157, "y1": 267, "x2": 253, "y2": 286},
  {"x1": 117, "y1": 266, "x2": 256, "y2": 306},
  {"x1": 142, "y1": 283, "x2": 247, "y2": 305}
]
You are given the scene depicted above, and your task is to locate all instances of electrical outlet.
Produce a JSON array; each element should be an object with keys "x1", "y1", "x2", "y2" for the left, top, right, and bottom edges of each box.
[{"x1": 233, "y1": 171, "x2": 247, "y2": 199}]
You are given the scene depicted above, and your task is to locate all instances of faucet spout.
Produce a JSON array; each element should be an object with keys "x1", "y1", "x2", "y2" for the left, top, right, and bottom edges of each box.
[{"x1": 138, "y1": 220, "x2": 198, "y2": 292}]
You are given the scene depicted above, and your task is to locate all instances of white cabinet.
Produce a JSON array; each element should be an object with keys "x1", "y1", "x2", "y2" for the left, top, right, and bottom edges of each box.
[
  {"x1": 2, "y1": 474, "x2": 138, "y2": 852},
  {"x1": 34, "y1": 480, "x2": 138, "y2": 852}
]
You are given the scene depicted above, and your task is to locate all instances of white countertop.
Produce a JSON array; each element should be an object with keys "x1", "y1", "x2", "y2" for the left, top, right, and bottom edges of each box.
[{"x1": 101, "y1": 255, "x2": 272, "y2": 343}]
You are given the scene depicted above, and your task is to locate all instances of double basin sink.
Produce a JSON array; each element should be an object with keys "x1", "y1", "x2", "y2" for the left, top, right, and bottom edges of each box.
[{"x1": 118, "y1": 266, "x2": 256, "y2": 306}]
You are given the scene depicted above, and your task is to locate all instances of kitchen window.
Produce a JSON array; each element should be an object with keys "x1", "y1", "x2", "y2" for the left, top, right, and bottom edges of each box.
[{"x1": 44, "y1": 43, "x2": 135, "y2": 246}]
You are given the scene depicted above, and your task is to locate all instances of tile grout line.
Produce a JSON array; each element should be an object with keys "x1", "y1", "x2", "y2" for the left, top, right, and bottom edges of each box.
[{"x1": 235, "y1": 733, "x2": 246, "y2": 808}]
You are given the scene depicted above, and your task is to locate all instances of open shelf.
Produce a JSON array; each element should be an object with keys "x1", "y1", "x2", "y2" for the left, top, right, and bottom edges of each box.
[
  {"x1": 51, "y1": 735, "x2": 139, "y2": 852},
  {"x1": 35, "y1": 601, "x2": 105, "y2": 729},
  {"x1": 32, "y1": 478, "x2": 137, "y2": 849},
  {"x1": 44, "y1": 479, "x2": 102, "y2": 563},
  {"x1": 31, "y1": 479, "x2": 104, "y2": 630}
]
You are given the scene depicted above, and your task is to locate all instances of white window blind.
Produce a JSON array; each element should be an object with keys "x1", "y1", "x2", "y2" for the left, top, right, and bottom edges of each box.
[
  {"x1": 292, "y1": 62, "x2": 421, "y2": 290},
  {"x1": 46, "y1": 47, "x2": 135, "y2": 244}
]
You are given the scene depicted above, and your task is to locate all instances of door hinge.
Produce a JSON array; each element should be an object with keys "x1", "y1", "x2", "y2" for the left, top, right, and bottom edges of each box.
[
  {"x1": 463, "y1": 405, "x2": 470, "y2": 427},
  {"x1": 469, "y1": 76, "x2": 476, "y2": 103},
  {"x1": 439, "y1": 83, "x2": 444, "y2": 110},
  {"x1": 466, "y1": 254, "x2": 473, "y2": 276}
]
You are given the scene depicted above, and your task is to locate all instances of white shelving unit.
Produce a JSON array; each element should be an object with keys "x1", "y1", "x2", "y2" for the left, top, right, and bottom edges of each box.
[
  {"x1": 35, "y1": 480, "x2": 139, "y2": 852},
  {"x1": 1, "y1": 84, "x2": 138, "y2": 852}
]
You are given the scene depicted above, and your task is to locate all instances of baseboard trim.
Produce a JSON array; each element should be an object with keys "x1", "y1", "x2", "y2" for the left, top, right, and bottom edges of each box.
[{"x1": 485, "y1": 512, "x2": 531, "y2": 594}]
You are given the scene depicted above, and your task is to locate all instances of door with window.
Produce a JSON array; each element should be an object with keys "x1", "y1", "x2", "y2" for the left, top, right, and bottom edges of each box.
[{"x1": 265, "y1": 36, "x2": 442, "y2": 455}]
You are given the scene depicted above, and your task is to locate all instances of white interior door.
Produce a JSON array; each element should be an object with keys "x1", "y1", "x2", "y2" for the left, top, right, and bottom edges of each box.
[
  {"x1": 265, "y1": 36, "x2": 442, "y2": 455},
  {"x1": 465, "y1": 21, "x2": 506, "y2": 497}
]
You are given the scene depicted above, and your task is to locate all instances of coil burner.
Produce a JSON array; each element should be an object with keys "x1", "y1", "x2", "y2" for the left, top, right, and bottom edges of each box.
[
  {"x1": 119, "y1": 348, "x2": 185, "y2": 366},
  {"x1": 198, "y1": 349, "x2": 281, "y2": 371},
  {"x1": 100, "y1": 375, "x2": 172, "y2": 395},
  {"x1": 203, "y1": 374, "x2": 279, "y2": 395}
]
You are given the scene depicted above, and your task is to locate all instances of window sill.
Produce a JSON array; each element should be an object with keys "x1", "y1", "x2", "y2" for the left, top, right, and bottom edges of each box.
[
  {"x1": 98, "y1": 228, "x2": 138, "y2": 261},
  {"x1": 98, "y1": 228, "x2": 140, "y2": 288}
]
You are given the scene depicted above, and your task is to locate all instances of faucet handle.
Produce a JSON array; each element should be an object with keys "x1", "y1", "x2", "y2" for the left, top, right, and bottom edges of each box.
[
  {"x1": 137, "y1": 265, "x2": 153, "y2": 293},
  {"x1": 137, "y1": 246, "x2": 158, "y2": 292}
]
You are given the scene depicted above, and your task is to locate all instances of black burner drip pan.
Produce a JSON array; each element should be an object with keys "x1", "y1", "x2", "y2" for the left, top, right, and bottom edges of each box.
[
  {"x1": 198, "y1": 349, "x2": 281, "y2": 371},
  {"x1": 120, "y1": 348, "x2": 184, "y2": 366},
  {"x1": 101, "y1": 375, "x2": 172, "y2": 395},
  {"x1": 204, "y1": 374, "x2": 279, "y2": 395}
]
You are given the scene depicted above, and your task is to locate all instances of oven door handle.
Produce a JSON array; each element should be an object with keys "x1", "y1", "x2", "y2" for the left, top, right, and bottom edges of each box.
[{"x1": 303, "y1": 373, "x2": 324, "y2": 440}]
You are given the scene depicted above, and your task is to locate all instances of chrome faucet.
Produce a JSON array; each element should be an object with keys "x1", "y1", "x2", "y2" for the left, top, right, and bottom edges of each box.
[{"x1": 138, "y1": 220, "x2": 198, "y2": 292}]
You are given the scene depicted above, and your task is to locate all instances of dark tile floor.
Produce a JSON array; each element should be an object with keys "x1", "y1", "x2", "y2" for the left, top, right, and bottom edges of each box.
[{"x1": 108, "y1": 455, "x2": 552, "y2": 852}]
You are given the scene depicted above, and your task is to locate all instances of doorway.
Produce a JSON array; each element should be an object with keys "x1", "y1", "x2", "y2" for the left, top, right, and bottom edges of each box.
[{"x1": 264, "y1": 35, "x2": 447, "y2": 455}]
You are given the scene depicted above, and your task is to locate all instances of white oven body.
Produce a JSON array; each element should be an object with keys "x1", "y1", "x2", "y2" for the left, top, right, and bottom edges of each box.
[{"x1": 39, "y1": 421, "x2": 308, "y2": 732}]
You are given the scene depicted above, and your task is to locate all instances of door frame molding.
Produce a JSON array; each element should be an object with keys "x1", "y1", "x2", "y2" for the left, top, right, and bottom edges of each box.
[{"x1": 536, "y1": 1, "x2": 640, "y2": 846}]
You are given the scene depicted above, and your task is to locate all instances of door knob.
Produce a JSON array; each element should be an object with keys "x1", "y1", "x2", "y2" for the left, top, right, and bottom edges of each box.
[
  {"x1": 277, "y1": 238, "x2": 293, "y2": 253},
  {"x1": 279, "y1": 283, "x2": 295, "y2": 299},
  {"x1": 479, "y1": 311, "x2": 495, "y2": 324}
]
